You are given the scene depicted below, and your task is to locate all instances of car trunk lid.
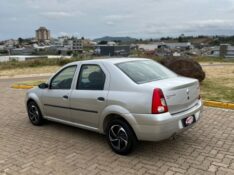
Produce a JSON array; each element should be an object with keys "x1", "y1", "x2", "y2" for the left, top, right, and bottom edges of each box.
[{"x1": 145, "y1": 76, "x2": 200, "y2": 114}]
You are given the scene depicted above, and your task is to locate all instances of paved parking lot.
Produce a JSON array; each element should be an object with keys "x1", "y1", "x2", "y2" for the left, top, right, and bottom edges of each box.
[{"x1": 0, "y1": 77, "x2": 234, "y2": 175}]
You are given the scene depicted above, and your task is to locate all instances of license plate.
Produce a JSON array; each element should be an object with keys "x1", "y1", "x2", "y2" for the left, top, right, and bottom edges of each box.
[{"x1": 182, "y1": 115, "x2": 196, "y2": 127}]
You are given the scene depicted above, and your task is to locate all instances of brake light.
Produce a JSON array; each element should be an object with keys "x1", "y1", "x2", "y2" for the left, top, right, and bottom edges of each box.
[{"x1": 152, "y1": 88, "x2": 168, "y2": 114}]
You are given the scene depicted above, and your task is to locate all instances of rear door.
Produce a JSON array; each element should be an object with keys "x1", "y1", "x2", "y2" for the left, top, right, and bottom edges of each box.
[
  {"x1": 42, "y1": 65, "x2": 77, "y2": 121},
  {"x1": 70, "y1": 64, "x2": 109, "y2": 128}
]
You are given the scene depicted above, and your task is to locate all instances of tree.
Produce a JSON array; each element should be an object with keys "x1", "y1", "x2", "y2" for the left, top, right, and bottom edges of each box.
[
  {"x1": 98, "y1": 41, "x2": 108, "y2": 45},
  {"x1": 18, "y1": 37, "x2": 24, "y2": 45},
  {"x1": 178, "y1": 36, "x2": 183, "y2": 42},
  {"x1": 67, "y1": 50, "x2": 73, "y2": 55},
  {"x1": 113, "y1": 40, "x2": 121, "y2": 44}
]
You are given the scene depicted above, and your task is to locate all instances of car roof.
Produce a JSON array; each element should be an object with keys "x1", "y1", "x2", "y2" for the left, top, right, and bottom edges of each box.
[{"x1": 69, "y1": 57, "x2": 150, "y2": 66}]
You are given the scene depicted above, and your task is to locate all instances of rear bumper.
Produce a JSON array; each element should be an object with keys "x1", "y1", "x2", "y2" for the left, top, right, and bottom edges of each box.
[{"x1": 130, "y1": 100, "x2": 203, "y2": 141}]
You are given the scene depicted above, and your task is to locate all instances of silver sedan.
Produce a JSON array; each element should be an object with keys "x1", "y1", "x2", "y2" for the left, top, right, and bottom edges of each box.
[{"x1": 26, "y1": 58, "x2": 203, "y2": 155}]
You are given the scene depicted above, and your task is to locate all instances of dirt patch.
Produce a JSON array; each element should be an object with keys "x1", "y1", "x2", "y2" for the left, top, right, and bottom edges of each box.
[{"x1": 0, "y1": 66, "x2": 59, "y2": 77}]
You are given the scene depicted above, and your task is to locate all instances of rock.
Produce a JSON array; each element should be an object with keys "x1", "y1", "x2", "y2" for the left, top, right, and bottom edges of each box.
[{"x1": 159, "y1": 57, "x2": 206, "y2": 82}]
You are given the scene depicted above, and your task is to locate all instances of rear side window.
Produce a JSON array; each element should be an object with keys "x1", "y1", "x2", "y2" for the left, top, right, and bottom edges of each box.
[
  {"x1": 77, "y1": 64, "x2": 106, "y2": 90},
  {"x1": 116, "y1": 60, "x2": 177, "y2": 84}
]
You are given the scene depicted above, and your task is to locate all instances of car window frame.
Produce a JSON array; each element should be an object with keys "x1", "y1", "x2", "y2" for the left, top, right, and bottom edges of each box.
[
  {"x1": 49, "y1": 65, "x2": 77, "y2": 90},
  {"x1": 76, "y1": 64, "x2": 106, "y2": 91}
]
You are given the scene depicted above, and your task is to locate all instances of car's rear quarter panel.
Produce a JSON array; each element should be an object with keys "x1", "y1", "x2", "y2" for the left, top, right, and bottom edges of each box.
[{"x1": 104, "y1": 62, "x2": 152, "y2": 114}]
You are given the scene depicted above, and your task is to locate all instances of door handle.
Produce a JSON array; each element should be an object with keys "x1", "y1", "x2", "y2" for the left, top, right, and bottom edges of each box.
[
  {"x1": 63, "y1": 95, "x2": 69, "y2": 99},
  {"x1": 97, "y1": 97, "x2": 105, "y2": 101}
]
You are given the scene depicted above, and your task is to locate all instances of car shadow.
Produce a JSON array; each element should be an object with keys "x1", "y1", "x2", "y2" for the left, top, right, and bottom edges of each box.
[{"x1": 38, "y1": 119, "x2": 200, "y2": 158}]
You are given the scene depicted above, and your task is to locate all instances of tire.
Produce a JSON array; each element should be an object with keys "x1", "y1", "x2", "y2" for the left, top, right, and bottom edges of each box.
[
  {"x1": 27, "y1": 100, "x2": 44, "y2": 126},
  {"x1": 106, "y1": 119, "x2": 137, "y2": 155}
]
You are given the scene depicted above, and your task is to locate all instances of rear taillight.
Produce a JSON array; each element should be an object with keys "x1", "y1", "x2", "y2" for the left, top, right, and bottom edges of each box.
[{"x1": 152, "y1": 88, "x2": 168, "y2": 114}]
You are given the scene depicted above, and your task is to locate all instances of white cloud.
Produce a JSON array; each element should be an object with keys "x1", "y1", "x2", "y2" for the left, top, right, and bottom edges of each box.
[
  {"x1": 189, "y1": 19, "x2": 234, "y2": 28},
  {"x1": 114, "y1": 19, "x2": 234, "y2": 37},
  {"x1": 104, "y1": 14, "x2": 133, "y2": 21},
  {"x1": 106, "y1": 21, "x2": 115, "y2": 26},
  {"x1": 59, "y1": 32, "x2": 70, "y2": 36},
  {"x1": 9, "y1": 17, "x2": 17, "y2": 21},
  {"x1": 41, "y1": 11, "x2": 74, "y2": 19},
  {"x1": 1, "y1": 0, "x2": 234, "y2": 39}
]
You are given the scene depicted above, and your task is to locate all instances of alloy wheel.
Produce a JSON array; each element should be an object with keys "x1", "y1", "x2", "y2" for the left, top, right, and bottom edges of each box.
[
  {"x1": 109, "y1": 124, "x2": 128, "y2": 151},
  {"x1": 28, "y1": 104, "x2": 40, "y2": 123}
]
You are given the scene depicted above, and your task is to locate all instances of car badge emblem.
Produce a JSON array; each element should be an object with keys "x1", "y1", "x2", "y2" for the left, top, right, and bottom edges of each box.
[{"x1": 186, "y1": 88, "x2": 190, "y2": 94}]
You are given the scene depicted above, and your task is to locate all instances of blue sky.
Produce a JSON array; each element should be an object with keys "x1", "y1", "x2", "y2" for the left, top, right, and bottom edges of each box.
[{"x1": 1, "y1": 0, "x2": 234, "y2": 40}]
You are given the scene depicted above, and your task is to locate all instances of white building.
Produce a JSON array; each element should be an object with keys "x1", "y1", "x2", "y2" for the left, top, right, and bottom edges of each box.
[
  {"x1": 137, "y1": 43, "x2": 160, "y2": 51},
  {"x1": 137, "y1": 42, "x2": 193, "y2": 51},
  {"x1": 209, "y1": 44, "x2": 234, "y2": 58},
  {"x1": 107, "y1": 41, "x2": 117, "y2": 46},
  {"x1": 165, "y1": 42, "x2": 193, "y2": 50},
  {"x1": 0, "y1": 45, "x2": 5, "y2": 50},
  {"x1": 72, "y1": 39, "x2": 83, "y2": 51}
]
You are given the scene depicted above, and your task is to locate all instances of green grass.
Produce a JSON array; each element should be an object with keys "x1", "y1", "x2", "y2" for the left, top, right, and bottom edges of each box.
[
  {"x1": 0, "y1": 57, "x2": 87, "y2": 70},
  {"x1": 201, "y1": 79, "x2": 234, "y2": 102},
  {"x1": 193, "y1": 56, "x2": 234, "y2": 62},
  {"x1": 0, "y1": 59, "x2": 62, "y2": 70}
]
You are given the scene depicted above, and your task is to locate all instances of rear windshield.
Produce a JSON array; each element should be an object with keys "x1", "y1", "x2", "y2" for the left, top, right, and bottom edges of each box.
[{"x1": 116, "y1": 60, "x2": 177, "y2": 84}]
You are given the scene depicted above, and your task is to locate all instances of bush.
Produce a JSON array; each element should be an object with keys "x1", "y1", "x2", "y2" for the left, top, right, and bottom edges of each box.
[
  {"x1": 57, "y1": 59, "x2": 72, "y2": 66},
  {"x1": 159, "y1": 57, "x2": 206, "y2": 82}
]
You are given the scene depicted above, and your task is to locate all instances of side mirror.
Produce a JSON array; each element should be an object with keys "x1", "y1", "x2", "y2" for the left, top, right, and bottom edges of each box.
[{"x1": 38, "y1": 83, "x2": 49, "y2": 89}]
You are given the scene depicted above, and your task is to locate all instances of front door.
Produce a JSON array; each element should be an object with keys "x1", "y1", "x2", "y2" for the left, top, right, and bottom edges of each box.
[
  {"x1": 42, "y1": 65, "x2": 77, "y2": 121},
  {"x1": 70, "y1": 64, "x2": 108, "y2": 128}
]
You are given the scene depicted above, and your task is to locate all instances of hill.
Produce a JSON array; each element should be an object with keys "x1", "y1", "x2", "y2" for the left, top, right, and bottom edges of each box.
[{"x1": 94, "y1": 36, "x2": 137, "y2": 43}]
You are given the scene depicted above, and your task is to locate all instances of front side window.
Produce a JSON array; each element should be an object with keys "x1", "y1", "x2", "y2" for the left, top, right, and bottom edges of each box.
[
  {"x1": 77, "y1": 65, "x2": 106, "y2": 90},
  {"x1": 50, "y1": 66, "x2": 77, "y2": 89}
]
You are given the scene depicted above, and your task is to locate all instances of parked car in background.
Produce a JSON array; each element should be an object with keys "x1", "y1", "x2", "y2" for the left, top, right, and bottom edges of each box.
[{"x1": 26, "y1": 58, "x2": 203, "y2": 155}]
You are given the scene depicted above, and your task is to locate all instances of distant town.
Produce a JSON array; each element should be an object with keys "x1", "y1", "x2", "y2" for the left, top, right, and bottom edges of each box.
[{"x1": 1, "y1": 26, "x2": 234, "y2": 62}]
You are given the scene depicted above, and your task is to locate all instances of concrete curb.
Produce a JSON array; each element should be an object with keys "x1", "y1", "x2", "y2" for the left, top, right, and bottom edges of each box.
[
  {"x1": 204, "y1": 100, "x2": 234, "y2": 110},
  {"x1": 11, "y1": 84, "x2": 34, "y2": 89}
]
